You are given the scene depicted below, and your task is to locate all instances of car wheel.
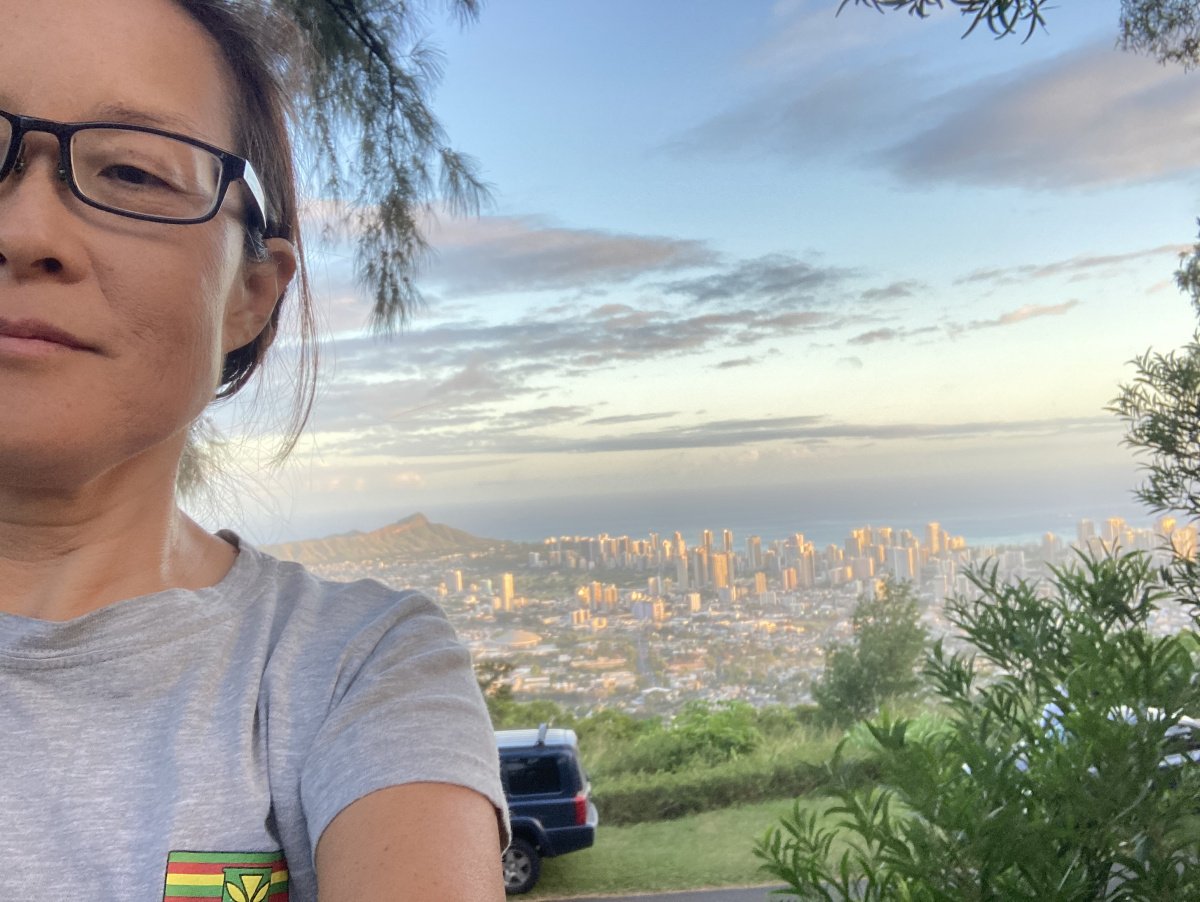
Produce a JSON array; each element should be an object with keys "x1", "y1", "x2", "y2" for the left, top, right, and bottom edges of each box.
[{"x1": 502, "y1": 837, "x2": 541, "y2": 894}]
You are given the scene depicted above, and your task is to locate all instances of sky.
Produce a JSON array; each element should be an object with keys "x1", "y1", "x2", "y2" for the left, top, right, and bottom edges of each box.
[{"x1": 204, "y1": 0, "x2": 1200, "y2": 546}]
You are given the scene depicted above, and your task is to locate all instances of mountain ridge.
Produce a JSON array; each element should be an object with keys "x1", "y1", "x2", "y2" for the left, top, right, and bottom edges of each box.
[{"x1": 263, "y1": 512, "x2": 512, "y2": 565}]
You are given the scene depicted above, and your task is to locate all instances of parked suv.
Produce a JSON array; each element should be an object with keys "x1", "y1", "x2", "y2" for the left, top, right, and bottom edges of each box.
[{"x1": 497, "y1": 724, "x2": 598, "y2": 894}]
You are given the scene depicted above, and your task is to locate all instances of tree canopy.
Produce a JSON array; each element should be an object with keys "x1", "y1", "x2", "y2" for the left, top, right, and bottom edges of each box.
[
  {"x1": 813, "y1": 580, "x2": 927, "y2": 726},
  {"x1": 841, "y1": 0, "x2": 1200, "y2": 69},
  {"x1": 277, "y1": 0, "x2": 487, "y2": 330}
]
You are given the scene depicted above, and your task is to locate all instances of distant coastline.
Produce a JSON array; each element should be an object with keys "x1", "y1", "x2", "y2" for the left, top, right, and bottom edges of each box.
[{"x1": 414, "y1": 490, "x2": 1153, "y2": 550}]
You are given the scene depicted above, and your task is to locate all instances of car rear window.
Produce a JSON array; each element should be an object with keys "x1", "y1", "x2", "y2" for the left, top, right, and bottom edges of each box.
[{"x1": 502, "y1": 755, "x2": 563, "y2": 795}]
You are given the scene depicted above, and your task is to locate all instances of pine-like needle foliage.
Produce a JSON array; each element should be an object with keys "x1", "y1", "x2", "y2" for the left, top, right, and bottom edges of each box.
[
  {"x1": 277, "y1": 0, "x2": 488, "y2": 330},
  {"x1": 839, "y1": 0, "x2": 1200, "y2": 62},
  {"x1": 1119, "y1": 0, "x2": 1200, "y2": 70},
  {"x1": 836, "y1": 0, "x2": 1049, "y2": 40}
]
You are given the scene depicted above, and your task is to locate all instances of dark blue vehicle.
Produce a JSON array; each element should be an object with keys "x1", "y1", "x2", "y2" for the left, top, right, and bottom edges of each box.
[{"x1": 497, "y1": 725, "x2": 598, "y2": 894}]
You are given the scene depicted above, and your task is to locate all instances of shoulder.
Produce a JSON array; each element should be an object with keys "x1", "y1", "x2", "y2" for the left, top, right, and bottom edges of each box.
[
  {"x1": 223, "y1": 540, "x2": 507, "y2": 854},
  {"x1": 228, "y1": 540, "x2": 454, "y2": 657}
]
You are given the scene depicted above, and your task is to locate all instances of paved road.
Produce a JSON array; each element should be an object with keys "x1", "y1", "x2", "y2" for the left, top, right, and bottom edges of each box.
[{"x1": 539, "y1": 886, "x2": 786, "y2": 902}]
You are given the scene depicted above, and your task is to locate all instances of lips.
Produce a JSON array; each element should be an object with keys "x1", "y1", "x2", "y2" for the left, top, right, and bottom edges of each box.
[{"x1": 0, "y1": 316, "x2": 97, "y2": 352}]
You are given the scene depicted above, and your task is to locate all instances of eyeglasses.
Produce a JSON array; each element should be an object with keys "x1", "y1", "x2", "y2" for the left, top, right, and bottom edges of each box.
[{"x1": 0, "y1": 107, "x2": 271, "y2": 230}]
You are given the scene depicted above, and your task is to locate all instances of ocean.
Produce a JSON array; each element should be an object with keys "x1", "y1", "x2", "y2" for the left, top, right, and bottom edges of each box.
[{"x1": 422, "y1": 484, "x2": 1154, "y2": 549}]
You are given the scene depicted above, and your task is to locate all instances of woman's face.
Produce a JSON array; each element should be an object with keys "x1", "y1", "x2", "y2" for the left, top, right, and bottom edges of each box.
[{"x1": 0, "y1": 0, "x2": 290, "y2": 491}]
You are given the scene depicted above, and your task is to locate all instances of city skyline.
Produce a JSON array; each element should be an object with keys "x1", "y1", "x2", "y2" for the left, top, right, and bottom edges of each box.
[
  {"x1": 201, "y1": 1, "x2": 1199, "y2": 545},
  {"x1": 286, "y1": 509, "x2": 1196, "y2": 714}
]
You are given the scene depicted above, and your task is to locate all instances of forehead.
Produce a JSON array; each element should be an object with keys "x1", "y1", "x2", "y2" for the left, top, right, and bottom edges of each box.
[{"x1": 0, "y1": 0, "x2": 235, "y2": 147}]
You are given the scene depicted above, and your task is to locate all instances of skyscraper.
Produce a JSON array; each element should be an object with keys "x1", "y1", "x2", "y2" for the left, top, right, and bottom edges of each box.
[
  {"x1": 711, "y1": 552, "x2": 731, "y2": 589},
  {"x1": 746, "y1": 535, "x2": 763, "y2": 570},
  {"x1": 925, "y1": 522, "x2": 941, "y2": 555}
]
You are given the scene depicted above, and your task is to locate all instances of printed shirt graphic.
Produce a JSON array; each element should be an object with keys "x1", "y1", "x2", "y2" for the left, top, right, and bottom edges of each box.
[{"x1": 163, "y1": 851, "x2": 289, "y2": 901}]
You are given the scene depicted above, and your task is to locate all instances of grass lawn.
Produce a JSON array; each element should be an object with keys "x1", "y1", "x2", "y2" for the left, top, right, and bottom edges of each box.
[{"x1": 526, "y1": 797, "x2": 836, "y2": 899}]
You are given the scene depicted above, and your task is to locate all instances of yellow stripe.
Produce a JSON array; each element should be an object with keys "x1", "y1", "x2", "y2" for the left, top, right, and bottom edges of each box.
[
  {"x1": 164, "y1": 870, "x2": 288, "y2": 887},
  {"x1": 165, "y1": 874, "x2": 224, "y2": 886}
]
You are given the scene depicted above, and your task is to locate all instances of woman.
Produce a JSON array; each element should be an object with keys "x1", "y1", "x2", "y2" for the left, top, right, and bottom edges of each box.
[{"x1": 0, "y1": 0, "x2": 507, "y2": 899}]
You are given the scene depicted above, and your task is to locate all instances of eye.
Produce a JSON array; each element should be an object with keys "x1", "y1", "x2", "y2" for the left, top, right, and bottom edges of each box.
[{"x1": 100, "y1": 163, "x2": 173, "y2": 190}]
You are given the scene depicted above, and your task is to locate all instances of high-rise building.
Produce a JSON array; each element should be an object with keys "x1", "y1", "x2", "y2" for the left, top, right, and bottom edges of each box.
[
  {"x1": 1077, "y1": 518, "x2": 1096, "y2": 547},
  {"x1": 445, "y1": 569, "x2": 463, "y2": 593},
  {"x1": 925, "y1": 522, "x2": 941, "y2": 555},
  {"x1": 675, "y1": 555, "x2": 689, "y2": 589},
  {"x1": 845, "y1": 532, "x2": 864, "y2": 559},
  {"x1": 753, "y1": 572, "x2": 768, "y2": 595},
  {"x1": 887, "y1": 546, "x2": 914, "y2": 582},
  {"x1": 501, "y1": 572, "x2": 515, "y2": 606},
  {"x1": 711, "y1": 552, "x2": 731, "y2": 589},
  {"x1": 850, "y1": 556, "x2": 874, "y2": 581},
  {"x1": 692, "y1": 547, "x2": 709, "y2": 587},
  {"x1": 1041, "y1": 532, "x2": 1061, "y2": 561},
  {"x1": 797, "y1": 544, "x2": 816, "y2": 588},
  {"x1": 722, "y1": 529, "x2": 734, "y2": 554},
  {"x1": 1102, "y1": 517, "x2": 1126, "y2": 548},
  {"x1": 747, "y1": 535, "x2": 763, "y2": 570}
]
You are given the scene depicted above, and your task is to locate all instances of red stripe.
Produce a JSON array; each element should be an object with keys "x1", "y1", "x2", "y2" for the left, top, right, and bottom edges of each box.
[
  {"x1": 164, "y1": 891, "x2": 288, "y2": 902},
  {"x1": 166, "y1": 860, "x2": 286, "y2": 875}
]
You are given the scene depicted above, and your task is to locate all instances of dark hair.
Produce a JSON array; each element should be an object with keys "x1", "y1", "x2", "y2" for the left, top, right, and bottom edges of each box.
[{"x1": 176, "y1": 0, "x2": 317, "y2": 456}]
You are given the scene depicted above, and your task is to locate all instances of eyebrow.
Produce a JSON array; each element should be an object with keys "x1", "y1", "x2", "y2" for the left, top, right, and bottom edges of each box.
[{"x1": 87, "y1": 102, "x2": 206, "y2": 137}]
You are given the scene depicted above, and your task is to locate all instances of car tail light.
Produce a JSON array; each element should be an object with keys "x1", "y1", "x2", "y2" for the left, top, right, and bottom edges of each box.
[{"x1": 573, "y1": 792, "x2": 588, "y2": 825}]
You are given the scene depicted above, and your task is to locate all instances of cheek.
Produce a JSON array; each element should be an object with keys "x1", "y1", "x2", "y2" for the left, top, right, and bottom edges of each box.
[{"x1": 101, "y1": 239, "x2": 236, "y2": 412}]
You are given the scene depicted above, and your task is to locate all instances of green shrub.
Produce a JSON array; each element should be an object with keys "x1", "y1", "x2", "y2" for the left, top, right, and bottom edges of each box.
[
  {"x1": 594, "y1": 747, "x2": 881, "y2": 825},
  {"x1": 757, "y1": 552, "x2": 1200, "y2": 900},
  {"x1": 587, "y1": 701, "x2": 765, "y2": 777}
]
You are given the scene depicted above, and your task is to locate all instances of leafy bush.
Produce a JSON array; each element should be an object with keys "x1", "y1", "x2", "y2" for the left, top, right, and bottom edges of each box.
[
  {"x1": 586, "y1": 701, "x2": 764, "y2": 777},
  {"x1": 814, "y1": 579, "x2": 928, "y2": 726},
  {"x1": 595, "y1": 750, "x2": 882, "y2": 825},
  {"x1": 757, "y1": 551, "x2": 1200, "y2": 900},
  {"x1": 488, "y1": 697, "x2": 574, "y2": 731}
]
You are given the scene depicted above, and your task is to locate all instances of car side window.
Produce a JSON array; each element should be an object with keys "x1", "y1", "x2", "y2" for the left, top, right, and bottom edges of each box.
[{"x1": 501, "y1": 755, "x2": 562, "y2": 796}]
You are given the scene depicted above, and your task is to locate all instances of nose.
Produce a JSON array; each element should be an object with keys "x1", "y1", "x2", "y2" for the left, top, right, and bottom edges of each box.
[{"x1": 0, "y1": 138, "x2": 83, "y2": 281}]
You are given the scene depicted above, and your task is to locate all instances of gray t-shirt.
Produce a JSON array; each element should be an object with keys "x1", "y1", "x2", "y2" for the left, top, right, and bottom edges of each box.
[{"x1": 0, "y1": 537, "x2": 507, "y2": 900}]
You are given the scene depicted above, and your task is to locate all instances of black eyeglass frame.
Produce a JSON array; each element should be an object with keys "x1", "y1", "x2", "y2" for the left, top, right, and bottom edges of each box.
[{"x1": 0, "y1": 106, "x2": 271, "y2": 231}]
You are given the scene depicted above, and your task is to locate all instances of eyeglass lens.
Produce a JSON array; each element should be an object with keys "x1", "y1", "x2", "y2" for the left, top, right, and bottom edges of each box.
[
  {"x1": 71, "y1": 130, "x2": 224, "y2": 220},
  {"x1": 0, "y1": 117, "x2": 225, "y2": 222}
]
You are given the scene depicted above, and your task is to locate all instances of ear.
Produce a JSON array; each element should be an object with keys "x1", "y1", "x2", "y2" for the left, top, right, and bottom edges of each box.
[{"x1": 222, "y1": 237, "x2": 298, "y2": 354}]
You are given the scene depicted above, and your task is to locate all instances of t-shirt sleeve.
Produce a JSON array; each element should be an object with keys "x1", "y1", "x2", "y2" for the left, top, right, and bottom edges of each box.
[{"x1": 298, "y1": 587, "x2": 509, "y2": 855}]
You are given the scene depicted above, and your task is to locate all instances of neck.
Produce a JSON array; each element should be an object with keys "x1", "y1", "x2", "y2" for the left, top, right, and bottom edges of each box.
[{"x1": 0, "y1": 468, "x2": 235, "y2": 621}]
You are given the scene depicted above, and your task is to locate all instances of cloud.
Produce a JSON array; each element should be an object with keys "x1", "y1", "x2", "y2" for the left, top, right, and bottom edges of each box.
[
  {"x1": 885, "y1": 42, "x2": 1200, "y2": 189},
  {"x1": 307, "y1": 392, "x2": 1119, "y2": 462},
  {"x1": 584, "y1": 412, "x2": 678, "y2": 427},
  {"x1": 568, "y1": 414, "x2": 1116, "y2": 455},
  {"x1": 849, "y1": 327, "x2": 903, "y2": 346},
  {"x1": 848, "y1": 325, "x2": 938, "y2": 345},
  {"x1": 952, "y1": 300, "x2": 1080, "y2": 334},
  {"x1": 420, "y1": 213, "x2": 717, "y2": 296},
  {"x1": 671, "y1": 36, "x2": 1200, "y2": 191},
  {"x1": 659, "y1": 253, "x2": 854, "y2": 305},
  {"x1": 956, "y1": 245, "x2": 1188, "y2": 286},
  {"x1": 860, "y1": 280, "x2": 925, "y2": 302},
  {"x1": 715, "y1": 356, "x2": 758, "y2": 369},
  {"x1": 668, "y1": 57, "x2": 919, "y2": 163},
  {"x1": 848, "y1": 301, "x2": 1079, "y2": 346}
]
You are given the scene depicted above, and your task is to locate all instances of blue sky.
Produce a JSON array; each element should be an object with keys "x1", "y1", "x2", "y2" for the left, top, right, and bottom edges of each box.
[{"x1": 208, "y1": 1, "x2": 1200, "y2": 544}]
